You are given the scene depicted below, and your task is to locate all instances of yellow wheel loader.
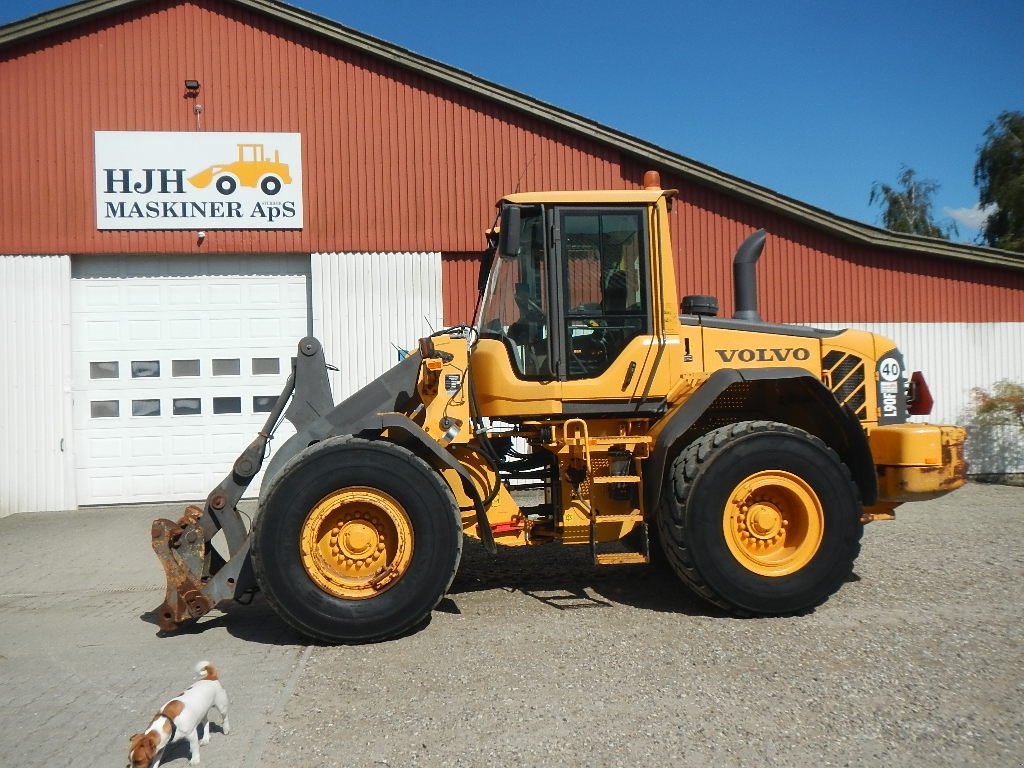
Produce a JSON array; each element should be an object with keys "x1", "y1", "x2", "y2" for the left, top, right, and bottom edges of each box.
[{"x1": 151, "y1": 171, "x2": 967, "y2": 643}]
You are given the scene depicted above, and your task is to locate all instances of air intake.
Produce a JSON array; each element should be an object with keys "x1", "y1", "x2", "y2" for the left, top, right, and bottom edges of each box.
[{"x1": 733, "y1": 229, "x2": 766, "y2": 321}]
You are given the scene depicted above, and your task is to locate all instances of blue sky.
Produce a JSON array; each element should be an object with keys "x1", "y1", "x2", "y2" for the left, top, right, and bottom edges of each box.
[{"x1": 3, "y1": 0, "x2": 1021, "y2": 243}]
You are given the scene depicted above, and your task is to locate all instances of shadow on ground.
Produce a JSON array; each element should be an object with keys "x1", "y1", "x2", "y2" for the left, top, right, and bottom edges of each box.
[
  {"x1": 141, "y1": 599, "x2": 308, "y2": 646},
  {"x1": 140, "y1": 538, "x2": 735, "y2": 646},
  {"x1": 451, "y1": 539, "x2": 726, "y2": 617}
]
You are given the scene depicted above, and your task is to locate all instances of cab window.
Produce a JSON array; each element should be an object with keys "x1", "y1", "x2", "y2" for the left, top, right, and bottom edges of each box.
[
  {"x1": 560, "y1": 209, "x2": 649, "y2": 379},
  {"x1": 477, "y1": 207, "x2": 552, "y2": 378}
]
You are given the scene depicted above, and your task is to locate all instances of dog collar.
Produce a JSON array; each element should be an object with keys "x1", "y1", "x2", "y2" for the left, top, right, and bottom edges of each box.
[{"x1": 156, "y1": 714, "x2": 177, "y2": 741}]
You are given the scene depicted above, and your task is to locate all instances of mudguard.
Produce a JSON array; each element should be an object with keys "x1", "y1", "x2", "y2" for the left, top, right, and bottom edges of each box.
[{"x1": 645, "y1": 367, "x2": 877, "y2": 516}]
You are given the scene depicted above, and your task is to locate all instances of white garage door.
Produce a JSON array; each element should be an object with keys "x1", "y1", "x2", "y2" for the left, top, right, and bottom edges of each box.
[{"x1": 71, "y1": 254, "x2": 310, "y2": 505}]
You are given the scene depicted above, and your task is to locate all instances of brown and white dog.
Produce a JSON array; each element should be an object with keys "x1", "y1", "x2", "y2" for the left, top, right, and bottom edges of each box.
[{"x1": 128, "y1": 660, "x2": 231, "y2": 767}]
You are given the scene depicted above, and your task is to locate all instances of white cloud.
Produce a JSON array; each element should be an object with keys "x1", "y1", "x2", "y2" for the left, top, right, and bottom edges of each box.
[{"x1": 943, "y1": 203, "x2": 997, "y2": 231}]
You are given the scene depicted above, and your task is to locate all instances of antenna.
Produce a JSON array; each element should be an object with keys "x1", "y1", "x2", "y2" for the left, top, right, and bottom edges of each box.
[
  {"x1": 423, "y1": 315, "x2": 436, "y2": 333},
  {"x1": 514, "y1": 152, "x2": 537, "y2": 193}
]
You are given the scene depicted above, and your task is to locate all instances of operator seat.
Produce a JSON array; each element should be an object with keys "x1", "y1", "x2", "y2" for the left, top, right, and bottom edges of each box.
[{"x1": 598, "y1": 270, "x2": 629, "y2": 359}]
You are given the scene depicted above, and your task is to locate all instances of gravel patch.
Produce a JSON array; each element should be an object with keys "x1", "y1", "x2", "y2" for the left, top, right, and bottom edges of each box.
[{"x1": 258, "y1": 482, "x2": 1023, "y2": 768}]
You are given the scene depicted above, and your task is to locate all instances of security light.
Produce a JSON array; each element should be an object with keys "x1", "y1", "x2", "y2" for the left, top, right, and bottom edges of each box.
[{"x1": 184, "y1": 79, "x2": 200, "y2": 93}]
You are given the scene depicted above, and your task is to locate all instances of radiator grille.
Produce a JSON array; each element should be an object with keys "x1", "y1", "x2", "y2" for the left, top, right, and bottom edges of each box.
[{"x1": 823, "y1": 350, "x2": 867, "y2": 419}]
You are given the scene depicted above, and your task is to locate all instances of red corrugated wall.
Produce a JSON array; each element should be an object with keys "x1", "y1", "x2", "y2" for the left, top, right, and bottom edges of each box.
[
  {"x1": 2, "y1": 0, "x2": 1022, "y2": 326},
  {"x1": 666, "y1": 181, "x2": 1024, "y2": 324}
]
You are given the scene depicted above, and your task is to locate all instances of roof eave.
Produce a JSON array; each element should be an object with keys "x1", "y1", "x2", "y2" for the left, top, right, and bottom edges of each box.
[{"x1": 0, "y1": 0, "x2": 147, "y2": 47}]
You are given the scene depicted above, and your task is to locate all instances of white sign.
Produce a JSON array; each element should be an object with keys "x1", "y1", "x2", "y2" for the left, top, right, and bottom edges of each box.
[{"x1": 94, "y1": 131, "x2": 303, "y2": 230}]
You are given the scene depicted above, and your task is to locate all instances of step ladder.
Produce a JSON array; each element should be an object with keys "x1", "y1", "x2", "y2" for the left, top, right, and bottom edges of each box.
[{"x1": 563, "y1": 419, "x2": 650, "y2": 566}]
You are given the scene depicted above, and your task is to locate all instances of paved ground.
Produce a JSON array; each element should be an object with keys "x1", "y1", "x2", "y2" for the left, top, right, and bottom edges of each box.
[
  {"x1": 1, "y1": 483, "x2": 1021, "y2": 767},
  {"x1": 0, "y1": 501, "x2": 308, "y2": 768}
]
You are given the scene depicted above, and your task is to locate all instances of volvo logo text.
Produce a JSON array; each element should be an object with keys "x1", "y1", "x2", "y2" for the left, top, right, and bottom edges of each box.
[{"x1": 715, "y1": 347, "x2": 811, "y2": 363}]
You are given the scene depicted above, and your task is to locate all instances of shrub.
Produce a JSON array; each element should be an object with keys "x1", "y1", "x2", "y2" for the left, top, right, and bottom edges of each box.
[{"x1": 968, "y1": 380, "x2": 1024, "y2": 429}]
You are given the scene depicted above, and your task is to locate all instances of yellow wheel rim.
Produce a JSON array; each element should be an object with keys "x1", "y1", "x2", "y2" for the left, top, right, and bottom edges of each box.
[
  {"x1": 299, "y1": 487, "x2": 414, "y2": 599},
  {"x1": 723, "y1": 471, "x2": 824, "y2": 577}
]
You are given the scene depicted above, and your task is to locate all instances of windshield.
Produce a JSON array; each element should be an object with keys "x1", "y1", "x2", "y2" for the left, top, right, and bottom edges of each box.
[{"x1": 475, "y1": 206, "x2": 551, "y2": 378}]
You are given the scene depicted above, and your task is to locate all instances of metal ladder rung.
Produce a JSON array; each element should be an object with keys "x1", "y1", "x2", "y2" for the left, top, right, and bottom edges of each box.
[
  {"x1": 590, "y1": 516, "x2": 651, "y2": 566},
  {"x1": 594, "y1": 551, "x2": 649, "y2": 565},
  {"x1": 585, "y1": 435, "x2": 654, "y2": 446},
  {"x1": 591, "y1": 475, "x2": 641, "y2": 484},
  {"x1": 592, "y1": 513, "x2": 644, "y2": 523}
]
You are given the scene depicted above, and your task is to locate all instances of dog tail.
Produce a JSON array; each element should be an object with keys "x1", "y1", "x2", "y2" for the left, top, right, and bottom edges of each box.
[{"x1": 195, "y1": 660, "x2": 219, "y2": 681}]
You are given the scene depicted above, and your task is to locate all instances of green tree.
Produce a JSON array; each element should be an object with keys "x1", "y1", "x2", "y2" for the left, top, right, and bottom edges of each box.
[
  {"x1": 869, "y1": 165, "x2": 958, "y2": 239},
  {"x1": 975, "y1": 110, "x2": 1024, "y2": 252}
]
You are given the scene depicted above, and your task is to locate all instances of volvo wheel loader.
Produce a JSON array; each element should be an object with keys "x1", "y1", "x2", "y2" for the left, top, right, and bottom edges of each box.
[{"x1": 151, "y1": 171, "x2": 967, "y2": 643}]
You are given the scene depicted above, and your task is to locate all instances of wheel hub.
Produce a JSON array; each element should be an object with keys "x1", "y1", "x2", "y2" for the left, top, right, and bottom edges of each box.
[
  {"x1": 300, "y1": 487, "x2": 414, "y2": 599},
  {"x1": 745, "y1": 501, "x2": 783, "y2": 540},
  {"x1": 724, "y1": 471, "x2": 824, "y2": 577},
  {"x1": 330, "y1": 517, "x2": 388, "y2": 564}
]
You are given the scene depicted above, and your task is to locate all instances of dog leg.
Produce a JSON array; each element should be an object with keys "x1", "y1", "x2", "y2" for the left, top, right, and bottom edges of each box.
[
  {"x1": 199, "y1": 717, "x2": 211, "y2": 746},
  {"x1": 150, "y1": 742, "x2": 167, "y2": 768},
  {"x1": 185, "y1": 727, "x2": 202, "y2": 764},
  {"x1": 216, "y1": 689, "x2": 231, "y2": 735}
]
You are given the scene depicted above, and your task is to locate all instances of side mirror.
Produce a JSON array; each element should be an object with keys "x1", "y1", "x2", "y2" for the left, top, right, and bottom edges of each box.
[{"x1": 497, "y1": 205, "x2": 521, "y2": 257}]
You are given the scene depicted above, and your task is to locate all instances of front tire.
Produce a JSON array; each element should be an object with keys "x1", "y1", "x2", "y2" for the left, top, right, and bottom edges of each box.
[
  {"x1": 252, "y1": 437, "x2": 462, "y2": 643},
  {"x1": 260, "y1": 175, "x2": 282, "y2": 195},
  {"x1": 657, "y1": 421, "x2": 862, "y2": 615}
]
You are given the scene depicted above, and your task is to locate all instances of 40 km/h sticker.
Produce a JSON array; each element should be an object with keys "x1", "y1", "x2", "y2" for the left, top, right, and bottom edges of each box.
[
  {"x1": 879, "y1": 356, "x2": 903, "y2": 382},
  {"x1": 878, "y1": 354, "x2": 905, "y2": 423}
]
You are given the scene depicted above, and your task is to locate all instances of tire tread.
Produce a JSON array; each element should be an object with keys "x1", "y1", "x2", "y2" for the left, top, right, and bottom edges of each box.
[
  {"x1": 657, "y1": 420, "x2": 862, "y2": 616},
  {"x1": 251, "y1": 435, "x2": 463, "y2": 644}
]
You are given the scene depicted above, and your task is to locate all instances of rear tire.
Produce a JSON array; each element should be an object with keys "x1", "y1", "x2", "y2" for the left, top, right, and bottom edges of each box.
[
  {"x1": 657, "y1": 421, "x2": 862, "y2": 615},
  {"x1": 215, "y1": 175, "x2": 237, "y2": 195},
  {"x1": 252, "y1": 436, "x2": 462, "y2": 643}
]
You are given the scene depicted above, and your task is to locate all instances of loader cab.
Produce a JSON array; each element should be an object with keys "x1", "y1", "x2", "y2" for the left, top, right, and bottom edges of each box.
[{"x1": 473, "y1": 194, "x2": 675, "y2": 418}]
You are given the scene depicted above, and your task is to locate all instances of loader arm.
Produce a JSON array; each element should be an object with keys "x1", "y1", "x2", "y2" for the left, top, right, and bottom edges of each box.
[
  {"x1": 151, "y1": 338, "x2": 335, "y2": 632},
  {"x1": 149, "y1": 336, "x2": 494, "y2": 632}
]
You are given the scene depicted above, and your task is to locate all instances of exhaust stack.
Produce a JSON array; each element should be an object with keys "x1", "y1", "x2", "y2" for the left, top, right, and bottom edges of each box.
[{"x1": 732, "y1": 229, "x2": 767, "y2": 321}]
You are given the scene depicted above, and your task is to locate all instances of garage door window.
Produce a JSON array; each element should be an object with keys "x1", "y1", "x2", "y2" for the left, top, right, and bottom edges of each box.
[
  {"x1": 172, "y1": 359, "x2": 200, "y2": 377},
  {"x1": 252, "y1": 358, "x2": 280, "y2": 375},
  {"x1": 132, "y1": 360, "x2": 160, "y2": 378},
  {"x1": 253, "y1": 395, "x2": 277, "y2": 412},
  {"x1": 213, "y1": 396, "x2": 242, "y2": 414},
  {"x1": 132, "y1": 399, "x2": 160, "y2": 416},
  {"x1": 213, "y1": 358, "x2": 240, "y2": 376},
  {"x1": 90, "y1": 400, "x2": 119, "y2": 418},
  {"x1": 90, "y1": 361, "x2": 119, "y2": 379},
  {"x1": 173, "y1": 398, "x2": 202, "y2": 415}
]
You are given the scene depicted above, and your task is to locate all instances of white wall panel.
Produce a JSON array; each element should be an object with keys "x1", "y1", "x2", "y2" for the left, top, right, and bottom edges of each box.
[
  {"x1": 0, "y1": 255, "x2": 75, "y2": 515},
  {"x1": 312, "y1": 252, "x2": 443, "y2": 401},
  {"x1": 814, "y1": 322, "x2": 1024, "y2": 474}
]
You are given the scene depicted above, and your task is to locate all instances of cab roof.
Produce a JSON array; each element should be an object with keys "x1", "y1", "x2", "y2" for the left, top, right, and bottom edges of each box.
[{"x1": 499, "y1": 188, "x2": 674, "y2": 206}]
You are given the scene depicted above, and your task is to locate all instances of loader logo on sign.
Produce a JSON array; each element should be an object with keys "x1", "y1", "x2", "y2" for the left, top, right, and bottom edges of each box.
[
  {"x1": 94, "y1": 131, "x2": 303, "y2": 230},
  {"x1": 187, "y1": 143, "x2": 293, "y2": 197}
]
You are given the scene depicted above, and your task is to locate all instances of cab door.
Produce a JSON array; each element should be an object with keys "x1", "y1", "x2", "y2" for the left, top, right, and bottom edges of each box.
[
  {"x1": 552, "y1": 207, "x2": 664, "y2": 413},
  {"x1": 471, "y1": 205, "x2": 561, "y2": 418}
]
